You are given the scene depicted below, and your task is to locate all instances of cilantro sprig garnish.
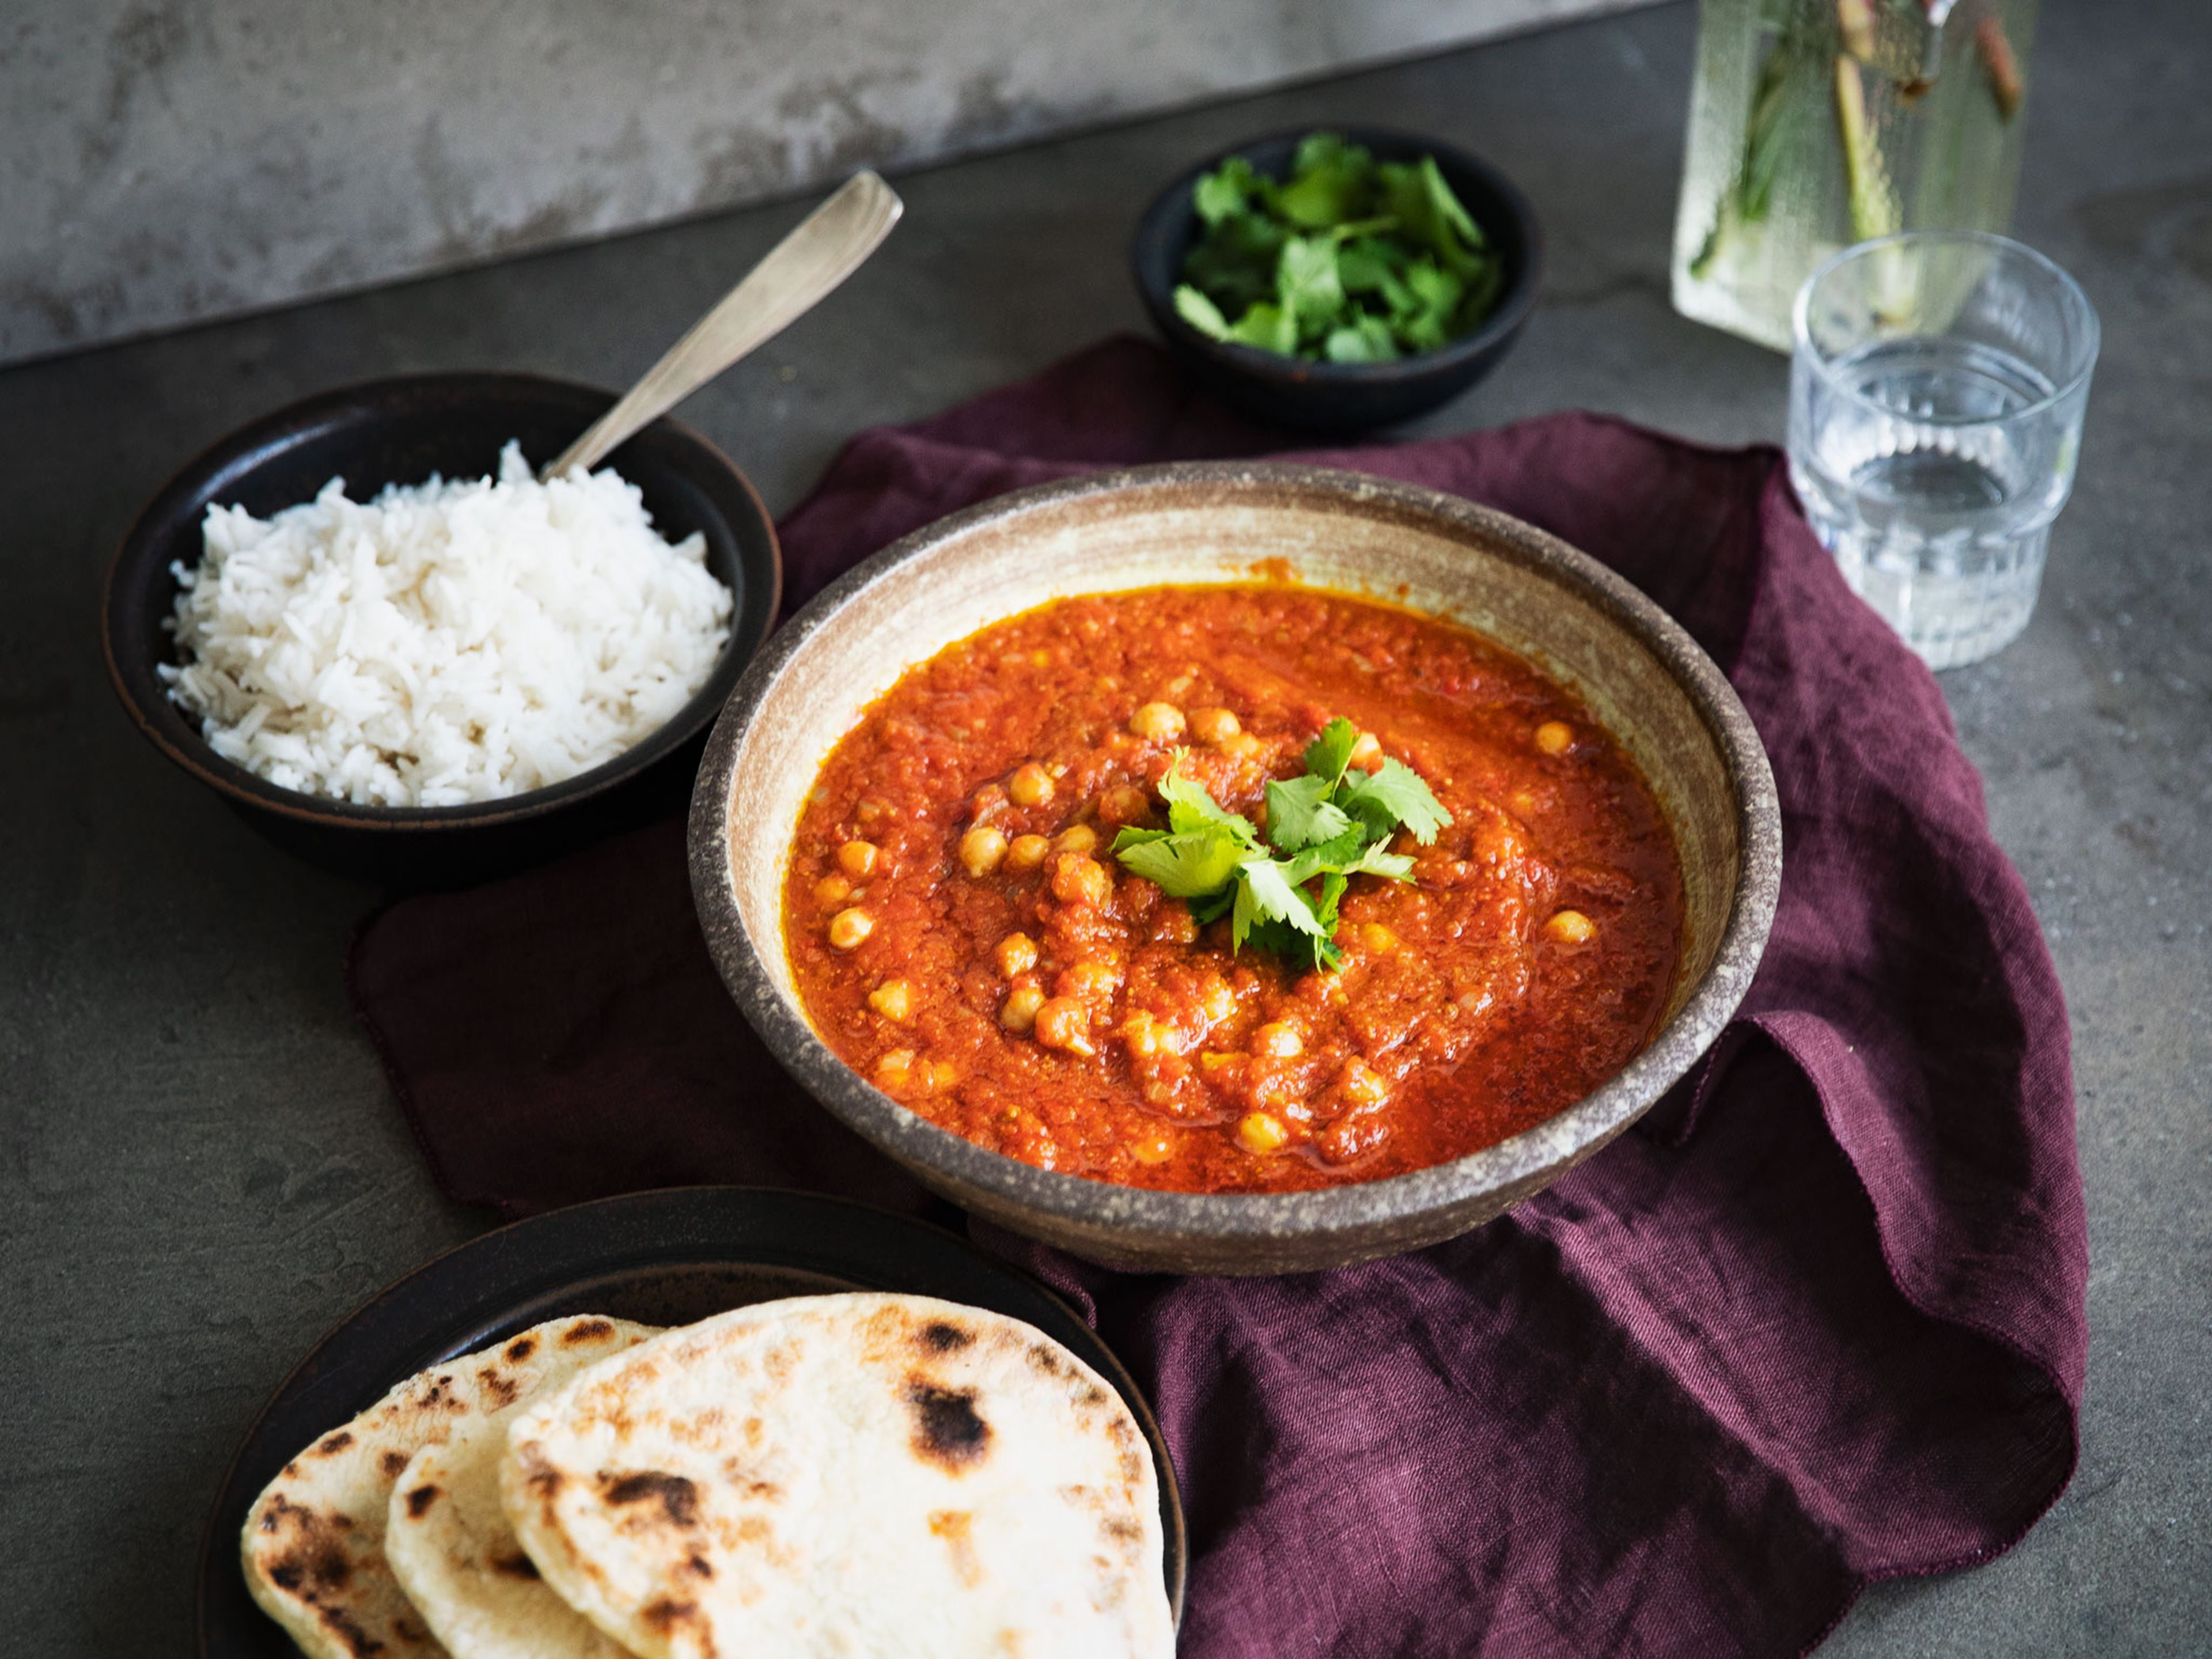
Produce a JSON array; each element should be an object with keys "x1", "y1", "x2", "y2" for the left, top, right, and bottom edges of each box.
[{"x1": 1111, "y1": 718, "x2": 1452, "y2": 973}]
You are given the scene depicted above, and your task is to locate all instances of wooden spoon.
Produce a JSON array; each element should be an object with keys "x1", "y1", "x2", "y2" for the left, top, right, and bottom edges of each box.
[{"x1": 543, "y1": 169, "x2": 903, "y2": 479}]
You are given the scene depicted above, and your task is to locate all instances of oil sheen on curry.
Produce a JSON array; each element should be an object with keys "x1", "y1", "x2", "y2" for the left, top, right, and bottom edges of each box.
[{"x1": 783, "y1": 584, "x2": 1683, "y2": 1195}]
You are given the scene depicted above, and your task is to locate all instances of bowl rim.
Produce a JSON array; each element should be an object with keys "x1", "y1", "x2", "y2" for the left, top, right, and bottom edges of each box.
[
  {"x1": 688, "y1": 462, "x2": 1781, "y2": 1249},
  {"x1": 100, "y1": 369, "x2": 782, "y2": 833},
  {"x1": 1130, "y1": 124, "x2": 1546, "y2": 385}
]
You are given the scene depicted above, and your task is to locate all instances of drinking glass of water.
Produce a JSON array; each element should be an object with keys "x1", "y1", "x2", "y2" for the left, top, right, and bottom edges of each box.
[{"x1": 1789, "y1": 230, "x2": 2099, "y2": 669}]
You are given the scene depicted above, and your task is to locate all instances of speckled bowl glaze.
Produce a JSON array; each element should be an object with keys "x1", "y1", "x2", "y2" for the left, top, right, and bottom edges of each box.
[{"x1": 689, "y1": 465, "x2": 1781, "y2": 1275}]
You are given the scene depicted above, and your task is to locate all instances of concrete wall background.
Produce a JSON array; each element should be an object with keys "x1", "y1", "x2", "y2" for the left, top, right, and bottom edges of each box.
[{"x1": 0, "y1": 0, "x2": 1653, "y2": 366}]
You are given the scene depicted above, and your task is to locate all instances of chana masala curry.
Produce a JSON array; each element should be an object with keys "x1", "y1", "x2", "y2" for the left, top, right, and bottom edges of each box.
[{"x1": 783, "y1": 584, "x2": 1683, "y2": 1195}]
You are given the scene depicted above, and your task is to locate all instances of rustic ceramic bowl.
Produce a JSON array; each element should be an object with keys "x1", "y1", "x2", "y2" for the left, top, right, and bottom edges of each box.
[
  {"x1": 103, "y1": 373, "x2": 781, "y2": 888},
  {"x1": 689, "y1": 465, "x2": 1781, "y2": 1275}
]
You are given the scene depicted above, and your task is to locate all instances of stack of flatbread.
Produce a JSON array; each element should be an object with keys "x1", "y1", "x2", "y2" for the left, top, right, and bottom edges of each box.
[{"x1": 241, "y1": 1293, "x2": 1176, "y2": 1659}]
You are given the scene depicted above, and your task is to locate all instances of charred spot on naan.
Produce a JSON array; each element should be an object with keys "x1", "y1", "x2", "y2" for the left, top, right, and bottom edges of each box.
[
  {"x1": 600, "y1": 1469, "x2": 702, "y2": 1528},
  {"x1": 503, "y1": 1334, "x2": 538, "y2": 1362},
  {"x1": 315, "y1": 1431, "x2": 354, "y2": 1456},
  {"x1": 562, "y1": 1317, "x2": 617, "y2": 1346},
  {"x1": 378, "y1": 1450, "x2": 410, "y2": 1479},
  {"x1": 490, "y1": 1551, "x2": 541, "y2": 1580},
  {"x1": 474, "y1": 1363, "x2": 521, "y2": 1408},
  {"x1": 403, "y1": 1483, "x2": 440, "y2": 1518},
  {"x1": 921, "y1": 1319, "x2": 975, "y2": 1354},
  {"x1": 904, "y1": 1380, "x2": 993, "y2": 1471},
  {"x1": 639, "y1": 1594, "x2": 712, "y2": 1649},
  {"x1": 257, "y1": 1495, "x2": 355, "y2": 1595}
]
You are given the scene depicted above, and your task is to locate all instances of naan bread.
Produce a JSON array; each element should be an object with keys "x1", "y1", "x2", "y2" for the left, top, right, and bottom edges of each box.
[
  {"x1": 240, "y1": 1315, "x2": 655, "y2": 1659},
  {"x1": 502, "y1": 1292, "x2": 1176, "y2": 1659},
  {"x1": 385, "y1": 1319, "x2": 661, "y2": 1659}
]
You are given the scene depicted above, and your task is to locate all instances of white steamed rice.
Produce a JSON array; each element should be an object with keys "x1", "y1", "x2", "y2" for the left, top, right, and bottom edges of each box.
[{"x1": 160, "y1": 442, "x2": 734, "y2": 808}]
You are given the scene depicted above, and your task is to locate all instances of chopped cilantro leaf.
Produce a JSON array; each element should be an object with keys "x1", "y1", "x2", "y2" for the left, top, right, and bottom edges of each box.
[
  {"x1": 1302, "y1": 717, "x2": 1360, "y2": 789},
  {"x1": 1340, "y1": 757, "x2": 1453, "y2": 845},
  {"x1": 1264, "y1": 772, "x2": 1353, "y2": 853},
  {"x1": 1112, "y1": 825, "x2": 1248, "y2": 898}
]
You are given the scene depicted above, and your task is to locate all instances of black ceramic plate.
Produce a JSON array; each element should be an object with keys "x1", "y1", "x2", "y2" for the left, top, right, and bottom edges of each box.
[{"x1": 199, "y1": 1187, "x2": 1185, "y2": 1656}]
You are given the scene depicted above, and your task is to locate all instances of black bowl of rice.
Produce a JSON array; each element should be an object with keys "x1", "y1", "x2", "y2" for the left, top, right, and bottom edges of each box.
[{"x1": 101, "y1": 373, "x2": 781, "y2": 887}]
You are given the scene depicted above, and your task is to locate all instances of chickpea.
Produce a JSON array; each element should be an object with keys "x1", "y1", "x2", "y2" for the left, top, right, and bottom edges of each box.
[
  {"x1": 1544, "y1": 908, "x2": 1597, "y2": 945},
  {"x1": 1199, "y1": 979, "x2": 1236, "y2": 1024},
  {"x1": 1005, "y1": 833, "x2": 1052, "y2": 873},
  {"x1": 1358, "y1": 922, "x2": 1399, "y2": 955},
  {"x1": 868, "y1": 979, "x2": 914, "y2": 1021},
  {"x1": 837, "y1": 839, "x2": 880, "y2": 878},
  {"x1": 1130, "y1": 1128, "x2": 1177, "y2": 1165},
  {"x1": 959, "y1": 824, "x2": 1008, "y2": 878},
  {"x1": 995, "y1": 933, "x2": 1039, "y2": 978},
  {"x1": 1099, "y1": 784, "x2": 1152, "y2": 825},
  {"x1": 1033, "y1": 997, "x2": 1096, "y2": 1056},
  {"x1": 1163, "y1": 673, "x2": 1197, "y2": 699},
  {"x1": 1198, "y1": 1051, "x2": 1240, "y2": 1078},
  {"x1": 874, "y1": 1049, "x2": 916, "y2": 1089},
  {"x1": 1121, "y1": 1013, "x2": 1175, "y2": 1057},
  {"x1": 928, "y1": 1060, "x2": 959, "y2": 1091},
  {"x1": 1053, "y1": 823, "x2": 1099, "y2": 856},
  {"x1": 1339, "y1": 1059, "x2": 1389, "y2": 1108},
  {"x1": 827, "y1": 907, "x2": 874, "y2": 950},
  {"x1": 1051, "y1": 854, "x2": 1113, "y2": 910},
  {"x1": 1129, "y1": 702, "x2": 1187, "y2": 743},
  {"x1": 1236, "y1": 1111, "x2": 1290, "y2": 1154},
  {"x1": 1534, "y1": 721, "x2": 1575, "y2": 756},
  {"x1": 1219, "y1": 731, "x2": 1263, "y2": 761},
  {"x1": 1007, "y1": 763, "x2": 1054, "y2": 808},
  {"x1": 1189, "y1": 707, "x2": 1242, "y2": 745},
  {"x1": 1001, "y1": 984, "x2": 1046, "y2": 1033},
  {"x1": 814, "y1": 873, "x2": 854, "y2": 907},
  {"x1": 1347, "y1": 730, "x2": 1384, "y2": 771},
  {"x1": 1060, "y1": 959, "x2": 1121, "y2": 1002},
  {"x1": 1252, "y1": 1021, "x2": 1304, "y2": 1059}
]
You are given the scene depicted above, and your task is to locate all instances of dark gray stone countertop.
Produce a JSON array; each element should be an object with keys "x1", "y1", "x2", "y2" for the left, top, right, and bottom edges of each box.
[{"x1": 3, "y1": 1, "x2": 2203, "y2": 1651}]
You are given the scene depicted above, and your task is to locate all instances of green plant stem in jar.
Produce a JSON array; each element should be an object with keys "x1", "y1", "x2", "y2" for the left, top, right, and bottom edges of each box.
[{"x1": 1672, "y1": 0, "x2": 2037, "y2": 352}]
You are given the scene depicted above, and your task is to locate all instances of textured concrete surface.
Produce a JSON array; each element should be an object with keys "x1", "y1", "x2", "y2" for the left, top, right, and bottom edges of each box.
[
  {"x1": 1, "y1": 0, "x2": 1652, "y2": 365},
  {"x1": 2, "y1": 1, "x2": 2206, "y2": 1653}
]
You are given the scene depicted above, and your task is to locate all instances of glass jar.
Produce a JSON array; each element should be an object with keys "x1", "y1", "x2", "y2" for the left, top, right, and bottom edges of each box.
[{"x1": 1671, "y1": 0, "x2": 2038, "y2": 352}]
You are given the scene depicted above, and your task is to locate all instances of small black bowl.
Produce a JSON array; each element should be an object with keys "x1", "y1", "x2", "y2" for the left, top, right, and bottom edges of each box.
[
  {"x1": 1131, "y1": 126, "x2": 1543, "y2": 433},
  {"x1": 102, "y1": 373, "x2": 781, "y2": 888}
]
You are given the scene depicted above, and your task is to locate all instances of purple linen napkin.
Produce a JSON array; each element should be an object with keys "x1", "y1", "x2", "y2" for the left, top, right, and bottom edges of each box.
[{"x1": 351, "y1": 336, "x2": 2084, "y2": 1657}]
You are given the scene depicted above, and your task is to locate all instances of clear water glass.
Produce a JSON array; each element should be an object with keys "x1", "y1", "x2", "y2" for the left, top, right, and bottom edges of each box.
[{"x1": 1789, "y1": 230, "x2": 2098, "y2": 668}]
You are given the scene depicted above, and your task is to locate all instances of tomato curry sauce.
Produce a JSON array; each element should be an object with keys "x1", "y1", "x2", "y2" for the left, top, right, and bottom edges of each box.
[{"x1": 783, "y1": 585, "x2": 1683, "y2": 1195}]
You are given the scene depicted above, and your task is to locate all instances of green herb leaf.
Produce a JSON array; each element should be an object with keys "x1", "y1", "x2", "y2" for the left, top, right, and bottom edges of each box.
[
  {"x1": 1113, "y1": 825, "x2": 1249, "y2": 897},
  {"x1": 1323, "y1": 316, "x2": 1398, "y2": 363},
  {"x1": 1159, "y1": 755, "x2": 1259, "y2": 842},
  {"x1": 1236, "y1": 857, "x2": 1327, "y2": 942},
  {"x1": 1302, "y1": 717, "x2": 1361, "y2": 789},
  {"x1": 1264, "y1": 772, "x2": 1354, "y2": 852},
  {"x1": 1173, "y1": 284, "x2": 1233, "y2": 340},
  {"x1": 1194, "y1": 156, "x2": 1262, "y2": 226},
  {"x1": 1276, "y1": 234, "x2": 1346, "y2": 336},
  {"x1": 1340, "y1": 756, "x2": 1453, "y2": 844},
  {"x1": 1226, "y1": 301, "x2": 1298, "y2": 355}
]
